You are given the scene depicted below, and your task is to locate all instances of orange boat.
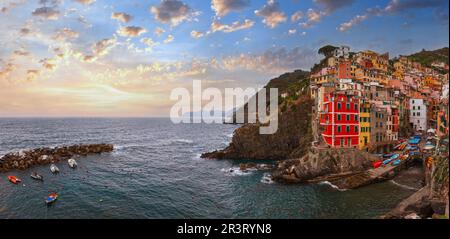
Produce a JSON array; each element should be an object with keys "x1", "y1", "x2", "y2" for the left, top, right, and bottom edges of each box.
[{"x1": 8, "y1": 176, "x2": 21, "y2": 184}]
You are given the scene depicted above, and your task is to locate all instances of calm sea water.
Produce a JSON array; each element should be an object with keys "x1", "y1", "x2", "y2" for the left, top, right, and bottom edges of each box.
[{"x1": 0, "y1": 118, "x2": 416, "y2": 219}]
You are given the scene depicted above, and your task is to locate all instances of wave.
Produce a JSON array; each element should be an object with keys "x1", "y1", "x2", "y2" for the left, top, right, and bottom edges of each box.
[
  {"x1": 318, "y1": 181, "x2": 348, "y2": 192},
  {"x1": 221, "y1": 167, "x2": 257, "y2": 176},
  {"x1": 172, "y1": 139, "x2": 194, "y2": 144},
  {"x1": 390, "y1": 180, "x2": 420, "y2": 191},
  {"x1": 260, "y1": 173, "x2": 274, "y2": 184}
]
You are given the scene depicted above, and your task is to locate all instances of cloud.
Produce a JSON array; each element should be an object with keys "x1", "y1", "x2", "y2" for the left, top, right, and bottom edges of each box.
[
  {"x1": 111, "y1": 12, "x2": 132, "y2": 23},
  {"x1": 338, "y1": 14, "x2": 368, "y2": 32},
  {"x1": 32, "y1": 7, "x2": 60, "y2": 20},
  {"x1": 384, "y1": 0, "x2": 447, "y2": 13},
  {"x1": 53, "y1": 28, "x2": 80, "y2": 41},
  {"x1": 0, "y1": 63, "x2": 16, "y2": 79},
  {"x1": 26, "y1": 70, "x2": 40, "y2": 81},
  {"x1": 220, "y1": 47, "x2": 318, "y2": 73},
  {"x1": 211, "y1": 0, "x2": 250, "y2": 17},
  {"x1": 154, "y1": 27, "x2": 165, "y2": 37},
  {"x1": 313, "y1": 0, "x2": 355, "y2": 13},
  {"x1": 190, "y1": 30, "x2": 204, "y2": 39},
  {"x1": 291, "y1": 11, "x2": 304, "y2": 22},
  {"x1": 74, "y1": 0, "x2": 96, "y2": 5},
  {"x1": 13, "y1": 49, "x2": 30, "y2": 56},
  {"x1": 288, "y1": 29, "x2": 297, "y2": 35},
  {"x1": 92, "y1": 38, "x2": 117, "y2": 57},
  {"x1": 117, "y1": 26, "x2": 147, "y2": 37},
  {"x1": 339, "y1": 0, "x2": 448, "y2": 31},
  {"x1": 140, "y1": 37, "x2": 159, "y2": 52},
  {"x1": 255, "y1": 0, "x2": 287, "y2": 28},
  {"x1": 163, "y1": 34, "x2": 174, "y2": 44},
  {"x1": 40, "y1": 58, "x2": 58, "y2": 71},
  {"x1": 150, "y1": 0, "x2": 194, "y2": 26},
  {"x1": 300, "y1": 8, "x2": 325, "y2": 28},
  {"x1": 210, "y1": 19, "x2": 254, "y2": 33}
]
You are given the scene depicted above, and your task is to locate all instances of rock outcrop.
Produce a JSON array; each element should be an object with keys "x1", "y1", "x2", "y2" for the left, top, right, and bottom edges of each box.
[
  {"x1": 202, "y1": 94, "x2": 313, "y2": 160},
  {"x1": 271, "y1": 147, "x2": 378, "y2": 184},
  {"x1": 0, "y1": 144, "x2": 114, "y2": 173},
  {"x1": 202, "y1": 70, "x2": 313, "y2": 160}
]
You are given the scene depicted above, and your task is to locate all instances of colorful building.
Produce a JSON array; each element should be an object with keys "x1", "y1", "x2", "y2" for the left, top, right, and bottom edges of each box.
[
  {"x1": 410, "y1": 98, "x2": 427, "y2": 131},
  {"x1": 320, "y1": 91, "x2": 360, "y2": 148},
  {"x1": 359, "y1": 101, "x2": 371, "y2": 150}
]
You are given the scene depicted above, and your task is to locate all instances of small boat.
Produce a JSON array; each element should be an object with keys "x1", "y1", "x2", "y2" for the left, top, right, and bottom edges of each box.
[
  {"x1": 392, "y1": 160, "x2": 401, "y2": 166},
  {"x1": 390, "y1": 154, "x2": 400, "y2": 160},
  {"x1": 383, "y1": 153, "x2": 394, "y2": 159},
  {"x1": 8, "y1": 176, "x2": 21, "y2": 184},
  {"x1": 383, "y1": 159, "x2": 392, "y2": 165},
  {"x1": 372, "y1": 161, "x2": 382, "y2": 169},
  {"x1": 45, "y1": 193, "x2": 58, "y2": 205},
  {"x1": 50, "y1": 164, "x2": 59, "y2": 174},
  {"x1": 68, "y1": 158, "x2": 77, "y2": 168},
  {"x1": 30, "y1": 172, "x2": 44, "y2": 181}
]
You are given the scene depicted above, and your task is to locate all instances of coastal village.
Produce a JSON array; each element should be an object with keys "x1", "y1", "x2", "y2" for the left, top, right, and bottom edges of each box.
[
  {"x1": 298, "y1": 45, "x2": 449, "y2": 218},
  {"x1": 307, "y1": 45, "x2": 448, "y2": 154}
]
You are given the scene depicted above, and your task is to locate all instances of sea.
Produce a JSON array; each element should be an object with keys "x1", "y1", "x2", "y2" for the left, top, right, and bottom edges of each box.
[{"x1": 0, "y1": 118, "x2": 421, "y2": 219}]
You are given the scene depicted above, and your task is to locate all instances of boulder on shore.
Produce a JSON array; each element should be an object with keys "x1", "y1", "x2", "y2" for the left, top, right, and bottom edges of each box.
[{"x1": 271, "y1": 147, "x2": 378, "y2": 184}]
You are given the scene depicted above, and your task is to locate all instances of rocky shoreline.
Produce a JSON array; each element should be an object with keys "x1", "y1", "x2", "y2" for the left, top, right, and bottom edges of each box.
[{"x1": 0, "y1": 144, "x2": 114, "y2": 173}]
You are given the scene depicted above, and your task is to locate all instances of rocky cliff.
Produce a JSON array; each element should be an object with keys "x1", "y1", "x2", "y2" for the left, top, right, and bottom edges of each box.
[{"x1": 202, "y1": 70, "x2": 313, "y2": 160}]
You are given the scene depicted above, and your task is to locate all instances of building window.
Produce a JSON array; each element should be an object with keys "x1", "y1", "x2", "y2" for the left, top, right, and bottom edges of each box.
[
  {"x1": 354, "y1": 115, "x2": 358, "y2": 121},
  {"x1": 346, "y1": 126, "x2": 350, "y2": 132},
  {"x1": 337, "y1": 114, "x2": 341, "y2": 121},
  {"x1": 346, "y1": 103, "x2": 350, "y2": 109},
  {"x1": 417, "y1": 112, "x2": 420, "y2": 116},
  {"x1": 346, "y1": 115, "x2": 350, "y2": 121},
  {"x1": 380, "y1": 122, "x2": 383, "y2": 127},
  {"x1": 337, "y1": 126, "x2": 341, "y2": 132},
  {"x1": 354, "y1": 104, "x2": 358, "y2": 110},
  {"x1": 355, "y1": 126, "x2": 358, "y2": 132},
  {"x1": 337, "y1": 103, "x2": 342, "y2": 110}
]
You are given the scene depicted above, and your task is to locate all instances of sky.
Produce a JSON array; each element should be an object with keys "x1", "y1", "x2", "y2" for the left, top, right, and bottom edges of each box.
[{"x1": 0, "y1": 0, "x2": 448, "y2": 117}]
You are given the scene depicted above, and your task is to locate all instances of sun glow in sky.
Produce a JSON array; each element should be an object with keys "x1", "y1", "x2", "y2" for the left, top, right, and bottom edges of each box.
[{"x1": 0, "y1": 0, "x2": 448, "y2": 117}]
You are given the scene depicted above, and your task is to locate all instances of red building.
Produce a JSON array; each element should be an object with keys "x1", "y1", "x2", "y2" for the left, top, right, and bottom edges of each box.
[
  {"x1": 392, "y1": 107, "x2": 399, "y2": 133},
  {"x1": 338, "y1": 60, "x2": 352, "y2": 79},
  {"x1": 320, "y1": 91, "x2": 360, "y2": 148}
]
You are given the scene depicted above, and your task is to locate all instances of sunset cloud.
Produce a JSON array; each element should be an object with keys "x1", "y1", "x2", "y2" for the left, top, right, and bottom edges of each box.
[
  {"x1": 74, "y1": 0, "x2": 96, "y2": 5},
  {"x1": 163, "y1": 34, "x2": 174, "y2": 44},
  {"x1": 53, "y1": 28, "x2": 80, "y2": 41},
  {"x1": 32, "y1": 7, "x2": 60, "y2": 20},
  {"x1": 111, "y1": 12, "x2": 132, "y2": 23},
  {"x1": 211, "y1": 19, "x2": 254, "y2": 33},
  {"x1": 338, "y1": 0, "x2": 448, "y2": 31},
  {"x1": 255, "y1": 0, "x2": 287, "y2": 28},
  {"x1": 150, "y1": 0, "x2": 193, "y2": 26},
  {"x1": 117, "y1": 26, "x2": 147, "y2": 37},
  {"x1": 211, "y1": 0, "x2": 250, "y2": 17},
  {"x1": 190, "y1": 30, "x2": 204, "y2": 39}
]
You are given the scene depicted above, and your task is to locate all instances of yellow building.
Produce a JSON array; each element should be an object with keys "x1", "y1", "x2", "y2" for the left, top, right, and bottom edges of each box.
[{"x1": 359, "y1": 101, "x2": 371, "y2": 150}]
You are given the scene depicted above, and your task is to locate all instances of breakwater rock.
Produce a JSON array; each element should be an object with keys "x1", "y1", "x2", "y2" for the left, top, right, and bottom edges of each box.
[
  {"x1": 271, "y1": 147, "x2": 378, "y2": 185},
  {"x1": 0, "y1": 144, "x2": 114, "y2": 173}
]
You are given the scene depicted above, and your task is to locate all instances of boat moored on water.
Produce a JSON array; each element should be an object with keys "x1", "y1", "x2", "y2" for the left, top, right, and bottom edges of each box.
[
  {"x1": 30, "y1": 172, "x2": 44, "y2": 181},
  {"x1": 45, "y1": 193, "x2": 58, "y2": 205},
  {"x1": 68, "y1": 158, "x2": 78, "y2": 168},
  {"x1": 8, "y1": 176, "x2": 21, "y2": 184},
  {"x1": 50, "y1": 164, "x2": 60, "y2": 174}
]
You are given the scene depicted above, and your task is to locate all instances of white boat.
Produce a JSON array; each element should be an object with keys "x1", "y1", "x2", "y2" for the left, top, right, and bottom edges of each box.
[
  {"x1": 68, "y1": 158, "x2": 77, "y2": 168},
  {"x1": 50, "y1": 164, "x2": 59, "y2": 173}
]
